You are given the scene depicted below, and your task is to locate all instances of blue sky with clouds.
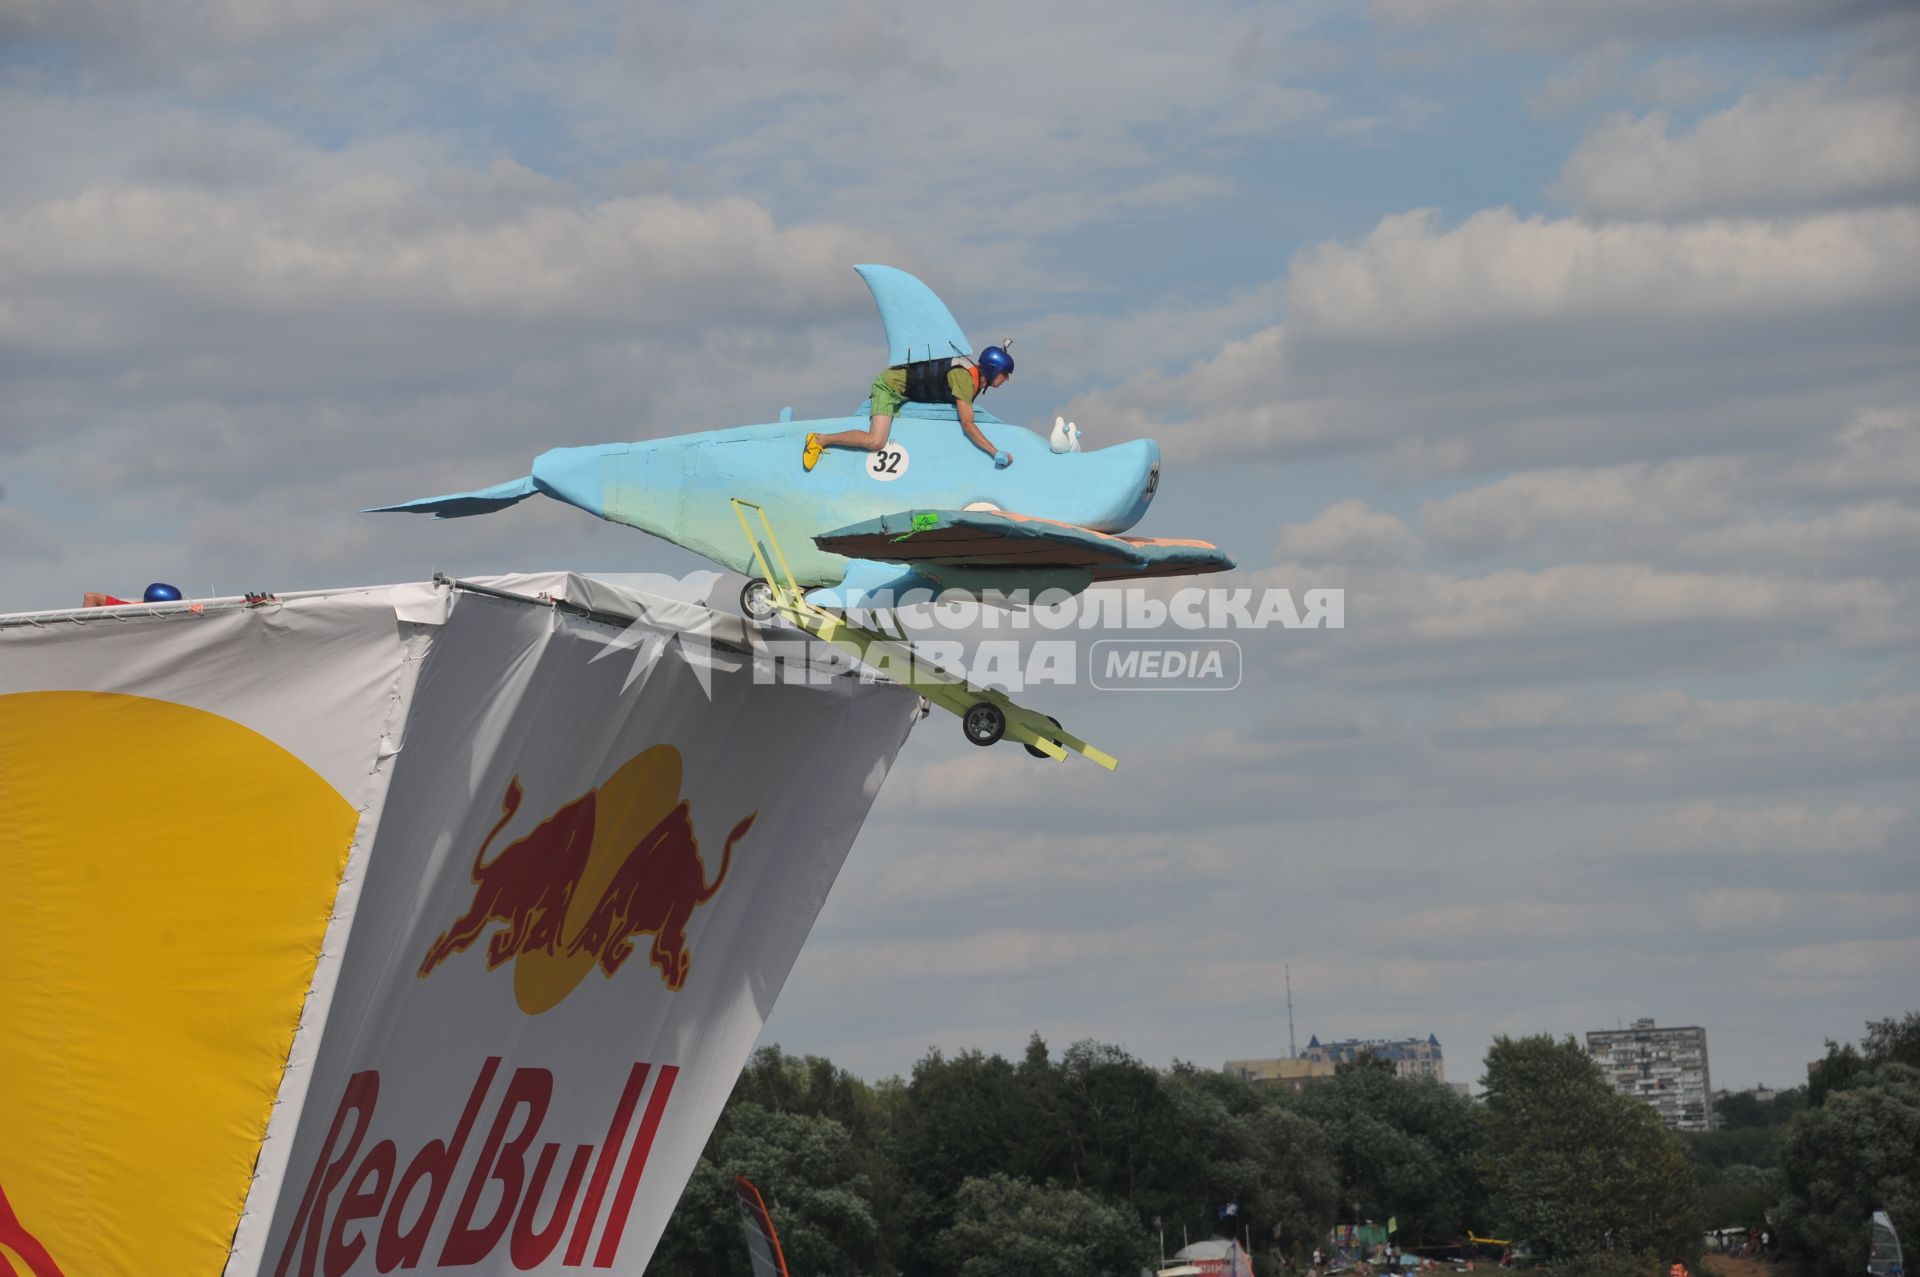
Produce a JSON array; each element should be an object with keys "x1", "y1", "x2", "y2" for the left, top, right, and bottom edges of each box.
[{"x1": 3, "y1": 0, "x2": 1917, "y2": 1092}]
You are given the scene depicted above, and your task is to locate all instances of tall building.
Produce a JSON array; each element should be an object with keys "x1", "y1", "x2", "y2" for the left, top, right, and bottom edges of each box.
[
  {"x1": 1300, "y1": 1034, "x2": 1447, "y2": 1083},
  {"x1": 1586, "y1": 1018, "x2": 1713, "y2": 1132}
]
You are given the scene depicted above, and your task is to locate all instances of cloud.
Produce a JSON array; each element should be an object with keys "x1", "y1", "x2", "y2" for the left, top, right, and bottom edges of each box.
[
  {"x1": 1630, "y1": 56, "x2": 1732, "y2": 109},
  {"x1": 1529, "y1": 43, "x2": 1634, "y2": 116},
  {"x1": 0, "y1": 0, "x2": 417, "y2": 54},
  {"x1": 0, "y1": 101, "x2": 911, "y2": 593},
  {"x1": 1800, "y1": 407, "x2": 1920, "y2": 496},
  {"x1": 1420, "y1": 409, "x2": 1920, "y2": 575},
  {"x1": 1287, "y1": 205, "x2": 1920, "y2": 338},
  {"x1": 1279, "y1": 559, "x2": 1920, "y2": 687},
  {"x1": 1276, "y1": 498, "x2": 1419, "y2": 564},
  {"x1": 1068, "y1": 206, "x2": 1920, "y2": 472},
  {"x1": 1758, "y1": 934, "x2": 1920, "y2": 984},
  {"x1": 1423, "y1": 461, "x2": 1741, "y2": 558},
  {"x1": 1669, "y1": 500, "x2": 1920, "y2": 577},
  {"x1": 1421, "y1": 691, "x2": 1920, "y2": 797},
  {"x1": 1373, "y1": 0, "x2": 1901, "y2": 51},
  {"x1": 0, "y1": 0, "x2": 482, "y2": 98},
  {"x1": 0, "y1": 181, "x2": 888, "y2": 360},
  {"x1": 1632, "y1": 800, "x2": 1911, "y2": 857},
  {"x1": 1557, "y1": 80, "x2": 1920, "y2": 218},
  {"x1": 0, "y1": 505, "x2": 58, "y2": 559},
  {"x1": 0, "y1": 131, "x2": 920, "y2": 610},
  {"x1": 481, "y1": 0, "x2": 1334, "y2": 259},
  {"x1": 849, "y1": 828, "x2": 1243, "y2": 912},
  {"x1": 803, "y1": 928, "x2": 1140, "y2": 988},
  {"x1": 872, "y1": 679, "x2": 1920, "y2": 843}
]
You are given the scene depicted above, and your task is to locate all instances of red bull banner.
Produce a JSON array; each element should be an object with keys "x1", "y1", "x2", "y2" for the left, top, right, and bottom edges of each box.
[{"x1": 0, "y1": 573, "x2": 917, "y2": 1276}]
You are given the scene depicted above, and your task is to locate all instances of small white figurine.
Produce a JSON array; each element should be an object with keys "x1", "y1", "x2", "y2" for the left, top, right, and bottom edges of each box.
[{"x1": 1048, "y1": 416, "x2": 1083, "y2": 454}]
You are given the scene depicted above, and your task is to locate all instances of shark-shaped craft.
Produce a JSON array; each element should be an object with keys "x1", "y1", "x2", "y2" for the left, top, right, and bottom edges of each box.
[{"x1": 373, "y1": 265, "x2": 1233, "y2": 610}]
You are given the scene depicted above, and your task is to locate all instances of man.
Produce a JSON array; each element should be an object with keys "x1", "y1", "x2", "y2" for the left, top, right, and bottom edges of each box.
[
  {"x1": 83, "y1": 582, "x2": 182, "y2": 606},
  {"x1": 803, "y1": 344, "x2": 1014, "y2": 471}
]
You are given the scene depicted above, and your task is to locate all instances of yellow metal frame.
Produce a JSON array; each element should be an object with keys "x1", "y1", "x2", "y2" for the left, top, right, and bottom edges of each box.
[{"x1": 730, "y1": 498, "x2": 1118, "y2": 770}]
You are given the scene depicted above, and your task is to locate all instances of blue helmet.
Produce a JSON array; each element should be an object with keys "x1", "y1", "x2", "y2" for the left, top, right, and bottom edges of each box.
[
  {"x1": 978, "y1": 345, "x2": 1014, "y2": 380},
  {"x1": 143, "y1": 582, "x2": 183, "y2": 602}
]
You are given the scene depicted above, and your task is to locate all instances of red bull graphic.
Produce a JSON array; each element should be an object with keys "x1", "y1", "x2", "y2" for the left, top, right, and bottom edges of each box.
[
  {"x1": 0, "y1": 1182, "x2": 64, "y2": 1277},
  {"x1": 273, "y1": 1057, "x2": 676, "y2": 1276},
  {"x1": 418, "y1": 745, "x2": 756, "y2": 1012}
]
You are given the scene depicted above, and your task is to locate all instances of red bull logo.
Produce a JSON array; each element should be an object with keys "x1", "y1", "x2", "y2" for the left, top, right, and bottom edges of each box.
[
  {"x1": 418, "y1": 745, "x2": 755, "y2": 1013},
  {"x1": 0, "y1": 1182, "x2": 64, "y2": 1277},
  {"x1": 273, "y1": 1057, "x2": 676, "y2": 1276}
]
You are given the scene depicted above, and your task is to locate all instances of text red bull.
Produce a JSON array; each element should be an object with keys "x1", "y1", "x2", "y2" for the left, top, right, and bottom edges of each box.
[{"x1": 274, "y1": 1058, "x2": 676, "y2": 1276}]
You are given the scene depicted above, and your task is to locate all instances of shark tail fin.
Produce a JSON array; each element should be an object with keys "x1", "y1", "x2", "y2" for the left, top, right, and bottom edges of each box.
[{"x1": 366, "y1": 475, "x2": 538, "y2": 519}]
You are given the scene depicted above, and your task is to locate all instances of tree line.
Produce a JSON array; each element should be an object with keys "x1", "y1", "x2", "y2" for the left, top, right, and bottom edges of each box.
[
  {"x1": 1687, "y1": 1011, "x2": 1919, "y2": 1272},
  {"x1": 654, "y1": 1012, "x2": 1918, "y2": 1276}
]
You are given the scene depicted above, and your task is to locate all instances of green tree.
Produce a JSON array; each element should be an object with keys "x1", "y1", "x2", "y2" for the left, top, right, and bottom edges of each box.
[
  {"x1": 1863, "y1": 1011, "x2": 1920, "y2": 1070},
  {"x1": 1776, "y1": 1062, "x2": 1920, "y2": 1272},
  {"x1": 1151, "y1": 1066, "x2": 1339, "y2": 1260},
  {"x1": 652, "y1": 1103, "x2": 883, "y2": 1276},
  {"x1": 1693, "y1": 1162, "x2": 1782, "y2": 1233},
  {"x1": 1292, "y1": 1062, "x2": 1485, "y2": 1239},
  {"x1": 1478, "y1": 1035, "x2": 1699, "y2": 1266},
  {"x1": 1714, "y1": 1092, "x2": 1767, "y2": 1130},
  {"x1": 725, "y1": 1046, "x2": 913, "y2": 1261},
  {"x1": 895, "y1": 1047, "x2": 1041, "y2": 1203},
  {"x1": 1686, "y1": 1125, "x2": 1787, "y2": 1172},
  {"x1": 1712, "y1": 1086, "x2": 1805, "y2": 1131},
  {"x1": 929, "y1": 1173, "x2": 1152, "y2": 1277},
  {"x1": 1808, "y1": 1040, "x2": 1868, "y2": 1109},
  {"x1": 1051, "y1": 1040, "x2": 1166, "y2": 1201},
  {"x1": 891, "y1": 1042, "x2": 1076, "y2": 1271}
]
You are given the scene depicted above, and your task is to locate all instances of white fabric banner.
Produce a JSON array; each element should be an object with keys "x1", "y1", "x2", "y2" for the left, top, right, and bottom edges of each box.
[
  {"x1": 252, "y1": 579, "x2": 917, "y2": 1276},
  {"x1": 0, "y1": 574, "x2": 916, "y2": 1277}
]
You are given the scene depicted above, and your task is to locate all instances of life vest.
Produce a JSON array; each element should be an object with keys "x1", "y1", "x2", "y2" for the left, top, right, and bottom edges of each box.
[{"x1": 894, "y1": 356, "x2": 982, "y2": 405}]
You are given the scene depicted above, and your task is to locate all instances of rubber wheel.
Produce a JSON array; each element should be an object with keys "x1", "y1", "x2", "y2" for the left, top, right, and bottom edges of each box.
[
  {"x1": 1024, "y1": 715, "x2": 1064, "y2": 759},
  {"x1": 740, "y1": 578, "x2": 777, "y2": 622},
  {"x1": 963, "y1": 702, "x2": 1006, "y2": 747}
]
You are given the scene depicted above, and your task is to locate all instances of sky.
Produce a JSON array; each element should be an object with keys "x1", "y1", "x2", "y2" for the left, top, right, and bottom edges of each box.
[{"x1": 3, "y1": 0, "x2": 1917, "y2": 1094}]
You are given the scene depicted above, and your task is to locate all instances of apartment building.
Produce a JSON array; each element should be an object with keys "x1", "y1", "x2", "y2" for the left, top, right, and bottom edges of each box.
[{"x1": 1586, "y1": 1017, "x2": 1713, "y2": 1132}]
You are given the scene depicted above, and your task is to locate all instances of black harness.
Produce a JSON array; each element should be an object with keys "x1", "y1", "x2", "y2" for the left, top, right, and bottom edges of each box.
[{"x1": 892, "y1": 356, "x2": 979, "y2": 405}]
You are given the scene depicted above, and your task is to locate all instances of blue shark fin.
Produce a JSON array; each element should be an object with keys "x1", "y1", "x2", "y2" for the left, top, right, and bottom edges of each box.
[
  {"x1": 366, "y1": 475, "x2": 537, "y2": 519},
  {"x1": 855, "y1": 265, "x2": 973, "y2": 367}
]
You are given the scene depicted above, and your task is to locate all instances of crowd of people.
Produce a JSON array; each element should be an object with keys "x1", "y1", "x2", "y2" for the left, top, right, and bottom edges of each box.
[{"x1": 1710, "y1": 1227, "x2": 1775, "y2": 1259}]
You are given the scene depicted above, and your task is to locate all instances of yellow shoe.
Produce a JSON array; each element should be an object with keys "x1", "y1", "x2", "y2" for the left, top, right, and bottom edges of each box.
[{"x1": 801, "y1": 432, "x2": 824, "y2": 472}]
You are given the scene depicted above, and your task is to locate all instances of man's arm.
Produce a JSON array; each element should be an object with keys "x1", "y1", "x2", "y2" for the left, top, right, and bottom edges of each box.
[{"x1": 955, "y1": 397, "x2": 1000, "y2": 459}]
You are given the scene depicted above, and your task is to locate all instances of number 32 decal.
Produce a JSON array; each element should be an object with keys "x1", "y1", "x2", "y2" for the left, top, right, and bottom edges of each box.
[{"x1": 869, "y1": 445, "x2": 909, "y2": 481}]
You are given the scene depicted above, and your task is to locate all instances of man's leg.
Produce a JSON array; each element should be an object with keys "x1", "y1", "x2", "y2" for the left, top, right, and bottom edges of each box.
[
  {"x1": 817, "y1": 416, "x2": 893, "y2": 450},
  {"x1": 804, "y1": 415, "x2": 891, "y2": 470}
]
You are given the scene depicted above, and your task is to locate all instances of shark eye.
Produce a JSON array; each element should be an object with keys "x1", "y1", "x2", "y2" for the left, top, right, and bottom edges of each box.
[{"x1": 1143, "y1": 463, "x2": 1160, "y2": 501}]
